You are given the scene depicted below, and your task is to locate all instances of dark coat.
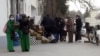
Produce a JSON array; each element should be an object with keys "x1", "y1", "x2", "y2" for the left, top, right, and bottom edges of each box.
[
  {"x1": 19, "y1": 18, "x2": 29, "y2": 34},
  {"x1": 41, "y1": 16, "x2": 54, "y2": 29},
  {"x1": 76, "y1": 18, "x2": 82, "y2": 31},
  {"x1": 55, "y1": 17, "x2": 65, "y2": 33},
  {"x1": 41, "y1": 16, "x2": 56, "y2": 36}
]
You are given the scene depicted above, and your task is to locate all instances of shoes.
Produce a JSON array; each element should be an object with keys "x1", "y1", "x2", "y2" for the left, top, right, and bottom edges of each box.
[
  {"x1": 60, "y1": 40, "x2": 66, "y2": 42},
  {"x1": 68, "y1": 41, "x2": 73, "y2": 43},
  {"x1": 22, "y1": 50, "x2": 26, "y2": 52},
  {"x1": 84, "y1": 41, "x2": 90, "y2": 43},
  {"x1": 26, "y1": 50, "x2": 29, "y2": 52},
  {"x1": 9, "y1": 50, "x2": 15, "y2": 52},
  {"x1": 76, "y1": 40, "x2": 82, "y2": 43},
  {"x1": 22, "y1": 50, "x2": 29, "y2": 52}
]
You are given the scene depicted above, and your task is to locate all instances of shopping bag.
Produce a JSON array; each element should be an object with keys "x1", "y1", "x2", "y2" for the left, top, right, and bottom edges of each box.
[{"x1": 48, "y1": 34, "x2": 55, "y2": 40}]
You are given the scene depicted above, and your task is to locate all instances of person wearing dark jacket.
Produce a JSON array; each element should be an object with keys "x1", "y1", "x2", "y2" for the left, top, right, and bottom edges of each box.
[
  {"x1": 75, "y1": 15, "x2": 82, "y2": 42},
  {"x1": 19, "y1": 14, "x2": 30, "y2": 52},
  {"x1": 41, "y1": 15, "x2": 54, "y2": 38},
  {"x1": 55, "y1": 17, "x2": 66, "y2": 42},
  {"x1": 50, "y1": 19, "x2": 59, "y2": 43}
]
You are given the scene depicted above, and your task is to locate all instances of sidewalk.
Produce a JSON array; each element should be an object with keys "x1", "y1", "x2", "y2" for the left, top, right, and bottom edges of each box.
[
  {"x1": 0, "y1": 42, "x2": 100, "y2": 56},
  {"x1": 0, "y1": 36, "x2": 100, "y2": 56},
  {"x1": 0, "y1": 36, "x2": 6, "y2": 48}
]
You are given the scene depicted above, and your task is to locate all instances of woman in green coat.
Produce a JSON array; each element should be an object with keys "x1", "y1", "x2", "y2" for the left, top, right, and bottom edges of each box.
[{"x1": 6, "y1": 15, "x2": 15, "y2": 52}]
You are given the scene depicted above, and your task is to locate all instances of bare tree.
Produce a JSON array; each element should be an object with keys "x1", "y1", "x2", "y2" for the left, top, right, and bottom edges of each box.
[
  {"x1": 66, "y1": 0, "x2": 100, "y2": 19},
  {"x1": 42, "y1": 0, "x2": 68, "y2": 18},
  {"x1": 70, "y1": 0, "x2": 100, "y2": 11}
]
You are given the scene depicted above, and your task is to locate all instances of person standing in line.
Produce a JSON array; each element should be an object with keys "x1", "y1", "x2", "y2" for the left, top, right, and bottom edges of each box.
[
  {"x1": 41, "y1": 15, "x2": 54, "y2": 38},
  {"x1": 50, "y1": 17, "x2": 59, "y2": 43},
  {"x1": 66, "y1": 17, "x2": 74, "y2": 43},
  {"x1": 85, "y1": 22, "x2": 90, "y2": 42},
  {"x1": 19, "y1": 14, "x2": 30, "y2": 52},
  {"x1": 75, "y1": 15, "x2": 82, "y2": 42},
  {"x1": 55, "y1": 17, "x2": 66, "y2": 42},
  {"x1": 6, "y1": 15, "x2": 15, "y2": 52}
]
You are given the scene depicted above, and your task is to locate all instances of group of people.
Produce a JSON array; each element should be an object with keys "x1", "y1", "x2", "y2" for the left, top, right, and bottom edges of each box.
[
  {"x1": 41, "y1": 15, "x2": 66, "y2": 43},
  {"x1": 5, "y1": 14, "x2": 31, "y2": 52},
  {"x1": 41, "y1": 15, "x2": 83, "y2": 43},
  {"x1": 4, "y1": 14, "x2": 83, "y2": 52}
]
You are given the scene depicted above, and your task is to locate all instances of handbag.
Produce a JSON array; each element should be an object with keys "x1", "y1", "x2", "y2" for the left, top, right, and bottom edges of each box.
[{"x1": 3, "y1": 23, "x2": 7, "y2": 33}]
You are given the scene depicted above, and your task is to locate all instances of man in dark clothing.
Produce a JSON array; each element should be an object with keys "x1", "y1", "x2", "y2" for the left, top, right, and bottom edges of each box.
[
  {"x1": 41, "y1": 15, "x2": 54, "y2": 38},
  {"x1": 54, "y1": 17, "x2": 66, "y2": 41},
  {"x1": 75, "y1": 15, "x2": 82, "y2": 41},
  {"x1": 51, "y1": 20, "x2": 59, "y2": 43},
  {"x1": 18, "y1": 14, "x2": 30, "y2": 52}
]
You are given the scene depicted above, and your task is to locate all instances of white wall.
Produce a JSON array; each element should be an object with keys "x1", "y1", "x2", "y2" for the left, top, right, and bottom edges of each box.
[
  {"x1": 0, "y1": 0, "x2": 42, "y2": 36},
  {"x1": 0, "y1": 0, "x2": 9, "y2": 36},
  {"x1": 24, "y1": 0, "x2": 39, "y2": 16},
  {"x1": 25, "y1": 0, "x2": 41, "y2": 25},
  {"x1": 0, "y1": 0, "x2": 41, "y2": 36}
]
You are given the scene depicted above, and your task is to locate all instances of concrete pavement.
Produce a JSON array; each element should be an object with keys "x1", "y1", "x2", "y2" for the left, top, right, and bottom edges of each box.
[
  {"x1": 0, "y1": 42, "x2": 100, "y2": 56},
  {"x1": 0, "y1": 36, "x2": 100, "y2": 56}
]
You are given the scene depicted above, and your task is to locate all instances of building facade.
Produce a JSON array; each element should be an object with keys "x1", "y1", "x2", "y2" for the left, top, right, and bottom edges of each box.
[{"x1": 0, "y1": 0, "x2": 43, "y2": 36}]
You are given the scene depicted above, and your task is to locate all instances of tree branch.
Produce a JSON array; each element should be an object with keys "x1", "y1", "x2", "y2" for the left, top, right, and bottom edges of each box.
[{"x1": 71, "y1": 0, "x2": 100, "y2": 11}]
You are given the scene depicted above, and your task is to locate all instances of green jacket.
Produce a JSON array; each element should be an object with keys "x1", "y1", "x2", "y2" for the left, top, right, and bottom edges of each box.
[{"x1": 6, "y1": 20, "x2": 14, "y2": 34}]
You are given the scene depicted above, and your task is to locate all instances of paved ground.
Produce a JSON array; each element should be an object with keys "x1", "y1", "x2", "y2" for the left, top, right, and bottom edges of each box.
[
  {"x1": 0, "y1": 36, "x2": 7, "y2": 48},
  {"x1": 0, "y1": 36, "x2": 100, "y2": 56},
  {"x1": 0, "y1": 42, "x2": 100, "y2": 56}
]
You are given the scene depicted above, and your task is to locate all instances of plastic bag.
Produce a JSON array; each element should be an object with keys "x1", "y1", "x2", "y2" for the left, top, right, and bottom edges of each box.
[{"x1": 48, "y1": 34, "x2": 55, "y2": 40}]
